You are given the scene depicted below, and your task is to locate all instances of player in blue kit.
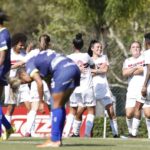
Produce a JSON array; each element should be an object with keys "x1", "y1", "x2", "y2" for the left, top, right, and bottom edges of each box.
[
  {"x1": 0, "y1": 9, "x2": 15, "y2": 140},
  {"x1": 14, "y1": 47, "x2": 80, "y2": 147}
]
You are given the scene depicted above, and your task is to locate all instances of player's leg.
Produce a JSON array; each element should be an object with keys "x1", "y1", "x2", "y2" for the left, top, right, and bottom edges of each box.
[
  {"x1": 84, "y1": 88, "x2": 96, "y2": 137},
  {"x1": 132, "y1": 101, "x2": 143, "y2": 137},
  {"x1": 125, "y1": 97, "x2": 136, "y2": 135},
  {"x1": 4, "y1": 85, "x2": 16, "y2": 123},
  {"x1": 63, "y1": 92, "x2": 78, "y2": 137},
  {"x1": 143, "y1": 102, "x2": 150, "y2": 139},
  {"x1": 85, "y1": 106, "x2": 95, "y2": 137},
  {"x1": 72, "y1": 105, "x2": 85, "y2": 137},
  {"x1": 63, "y1": 106, "x2": 77, "y2": 137},
  {"x1": 126, "y1": 107, "x2": 134, "y2": 135},
  {"x1": 101, "y1": 96, "x2": 118, "y2": 137},
  {"x1": 25, "y1": 101, "x2": 38, "y2": 137},
  {"x1": 105, "y1": 103, "x2": 119, "y2": 137},
  {"x1": 0, "y1": 85, "x2": 15, "y2": 140}
]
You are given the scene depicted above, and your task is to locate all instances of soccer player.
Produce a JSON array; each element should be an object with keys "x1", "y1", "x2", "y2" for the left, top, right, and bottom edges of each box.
[
  {"x1": 123, "y1": 41, "x2": 150, "y2": 138},
  {"x1": 141, "y1": 33, "x2": 150, "y2": 138},
  {"x1": 4, "y1": 33, "x2": 31, "y2": 123},
  {"x1": 13, "y1": 44, "x2": 80, "y2": 147},
  {"x1": 0, "y1": 9, "x2": 15, "y2": 140},
  {"x1": 88, "y1": 40, "x2": 119, "y2": 137},
  {"x1": 63, "y1": 33, "x2": 95, "y2": 137},
  {"x1": 12, "y1": 34, "x2": 52, "y2": 137}
]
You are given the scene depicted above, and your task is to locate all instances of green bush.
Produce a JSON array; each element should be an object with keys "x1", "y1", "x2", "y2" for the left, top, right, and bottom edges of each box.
[{"x1": 92, "y1": 117, "x2": 148, "y2": 138}]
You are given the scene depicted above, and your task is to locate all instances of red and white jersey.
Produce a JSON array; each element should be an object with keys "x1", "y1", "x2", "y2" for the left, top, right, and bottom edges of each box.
[
  {"x1": 123, "y1": 54, "x2": 145, "y2": 97},
  {"x1": 93, "y1": 54, "x2": 109, "y2": 84},
  {"x1": 10, "y1": 48, "x2": 26, "y2": 77},
  {"x1": 92, "y1": 55, "x2": 111, "y2": 99},
  {"x1": 68, "y1": 52, "x2": 94, "y2": 92}
]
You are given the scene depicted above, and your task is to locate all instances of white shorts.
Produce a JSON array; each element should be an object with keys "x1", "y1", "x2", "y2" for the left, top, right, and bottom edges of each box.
[
  {"x1": 30, "y1": 80, "x2": 51, "y2": 105},
  {"x1": 125, "y1": 97, "x2": 150, "y2": 108},
  {"x1": 69, "y1": 87, "x2": 96, "y2": 107},
  {"x1": 97, "y1": 96, "x2": 114, "y2": 107},
  {"x1": 4, "y1": 84, "x2": 30, "y2": 105},
  {"x1": 93, "y1": 82, "x2": 112, "y2": 100}
]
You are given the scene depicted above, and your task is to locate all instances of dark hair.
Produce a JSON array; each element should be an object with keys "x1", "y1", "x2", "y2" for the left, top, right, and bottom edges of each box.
[
  {"x1": 144, "y1": 32, "x2": 150, "y2": 43},
  {"x1": 88, "y1": 40, "x2": 99, "y2": 57},
  {"x1": 129, "y1": 41, "x2": 141, "y2": 49},
  {"x1": 11, "y1": 33, "x2": 27, "y2": 47},
  {"x1": 39, "y1": 34, "x2": 51, "y2": 45},
  {"x1": 73, "y1": 33, "x2": 84, "y2": 50},
  {"x1": 0, "y1": 9, "x2": 9, "y2": 24}
]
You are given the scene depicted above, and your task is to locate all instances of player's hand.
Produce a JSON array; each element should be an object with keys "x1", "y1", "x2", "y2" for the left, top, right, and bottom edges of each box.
[
  {"x1": 38, "y1": 101, "x2": 45, "y2": 114},
  {"x1": 141, "y1": 86, "x2": 147, "y2": 97}
]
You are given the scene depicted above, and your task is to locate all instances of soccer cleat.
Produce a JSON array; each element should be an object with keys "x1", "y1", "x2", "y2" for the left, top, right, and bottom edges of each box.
[
  {"x1": 71, "y1": 133, "x2": 80, "y2": 137},
  {"x1": 2, "y1": 126, "x2": 16, "y2": 140},
  {"x1": 128, "y1": 134, "x2": 137, "y2": 138},
  {"x1": 24, "y1": 132, "x2": 31, "y2": 137},
  {"x1": 113, "y1": 134, "x2": 120, "y2": 138}
]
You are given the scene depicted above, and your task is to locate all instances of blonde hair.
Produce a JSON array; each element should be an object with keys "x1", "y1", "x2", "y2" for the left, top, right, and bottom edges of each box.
[{"x1": 8, "y1": 77, "x2": 21, "y2": 92}]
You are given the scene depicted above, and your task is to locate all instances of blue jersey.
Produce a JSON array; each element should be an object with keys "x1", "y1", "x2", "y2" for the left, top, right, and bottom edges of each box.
[
  {"x1": 0, "y1": 28, "x2": 11, "y2": 85},
  {"x1": 26, "y1": 50, "x2": 80, "y2": 93}
]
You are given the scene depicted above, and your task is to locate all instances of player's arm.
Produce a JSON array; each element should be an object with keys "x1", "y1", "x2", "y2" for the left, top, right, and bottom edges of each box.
[
  {"x1": 31, "y1": 71, "x2": 44, "y2": 103},
  {"x1": 122, "y1": 67, "x2": 138, "y2": 77},
  {"x1": 133, "y1": 66, "x2": 143, "y2": 75},
  {"x1": 0, "y1": 48, "x2": 6, "y2": 66},
  {"x1": 11, "y1": 61, "x2": 25, "y2": 69},
  {"x1": 91, "y1": 63, "x2": 108, "y2": 76},
  {"x1": 97, "y1": 63, "x2": 108, "y2": 74},
  {"x1": 142, "y1": 64, "x2": 150, "y2": 97}
]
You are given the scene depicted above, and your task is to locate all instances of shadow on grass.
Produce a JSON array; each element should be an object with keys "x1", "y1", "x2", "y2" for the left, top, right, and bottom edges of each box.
[{"x1": 63, "y1": 143, "x2": 115, "y2": 147}]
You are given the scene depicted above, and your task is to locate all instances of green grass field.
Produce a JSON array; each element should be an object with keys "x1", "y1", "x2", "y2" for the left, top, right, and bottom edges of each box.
[{"x1": 0, "y1": 137, "x2": 150, "y2": 150}]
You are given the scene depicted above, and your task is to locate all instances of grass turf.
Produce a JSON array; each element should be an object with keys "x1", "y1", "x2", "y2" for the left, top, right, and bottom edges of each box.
[{"x1": 0, "y1": 137, "x2": 150, "y2": 150}]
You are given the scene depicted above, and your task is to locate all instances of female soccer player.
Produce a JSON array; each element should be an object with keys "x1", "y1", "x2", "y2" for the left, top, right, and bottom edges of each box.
[
  {"x1": 0, "y1": 9, "x2": 15, "y2": 140},
  {"x1": 88, "y1": 40, "x2": 118, "y2": 137},
  {"x1": 123, "y1": 41, "x2": 150, "y2": 138},
  {"x1": 13, "y1": 46, "x2": 80, "y2": 147}
]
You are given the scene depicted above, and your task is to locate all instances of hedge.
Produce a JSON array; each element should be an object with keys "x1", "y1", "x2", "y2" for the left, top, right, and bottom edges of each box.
[{"x1": 92, "y1": 117, "x2": 148, "y2": 138}]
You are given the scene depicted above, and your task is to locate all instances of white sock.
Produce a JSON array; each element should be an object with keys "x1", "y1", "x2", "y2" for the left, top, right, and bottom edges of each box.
[
  {"x1": 132, "y1": 118, "x2": 140, "y2": 136},
  {"x1": 63, "y1": 114, "x2": 75, "y2": 137},
  {"x1": 30, "y1": 120, "x2": 35, "y2": 136},
  {"x1": 5, "y1": 115, "x2": 11, "y2": 123},
  {"x1": 85, "y1": 114, "x2": 95, "y2": 137},
  {"x1": 110, "y1": 119, "x2": 118, "y2": 136},
  {"x1": 26, "y1": 110, "x2": 36, "y2": 133},
  {"x1": 146, "y1": 118, "x2": 150, "y2": 139},
  {"x1": 126, "y1": 118, "x2": 133, "y2": 134},
  {"x1": 72, "y1": 119, "x2": 82, "y2": 136}
]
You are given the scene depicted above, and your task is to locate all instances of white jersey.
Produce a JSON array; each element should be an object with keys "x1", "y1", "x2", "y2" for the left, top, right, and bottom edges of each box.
[
  {"x1": 10, "y1": 48, "x2": 26, "y2": 77},
  {"x1": 22, "y1": 48, "x2": 40, "y2": 63},
  {"x1": 68, "y1": 52, "x2": 94, "y2": 92},
  {"x1": 5, "y1": 48, "x2": 30, "y2": 104},
  {"x1": 123, "y1": 54, "x2": 145, "y2": 98},
  {"x1": 143, "y1": 49, "x2": 150, "y2": 100},
  {"x1": 92, "y1": 55, "x2": 111, "y2": 99},
  {"x1": 144, "y1": 49, "x2": 150, "y2": 65}
]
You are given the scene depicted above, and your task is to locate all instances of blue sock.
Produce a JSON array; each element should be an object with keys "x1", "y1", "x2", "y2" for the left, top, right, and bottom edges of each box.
[
  {"x1": 51, "y1": 107, "x2": 66, "y2": 142},
  {"x1": 0, "y1": 107, "x2": 11, "y2": 130},
  {"x1": 0, "y1": 106, "x2": 2, "y2": 136}
]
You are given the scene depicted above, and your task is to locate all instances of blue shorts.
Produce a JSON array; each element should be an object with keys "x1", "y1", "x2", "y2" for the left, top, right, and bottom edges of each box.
[{"x1": 51, "y1": 60, "x2": 80, "y2": 93}]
